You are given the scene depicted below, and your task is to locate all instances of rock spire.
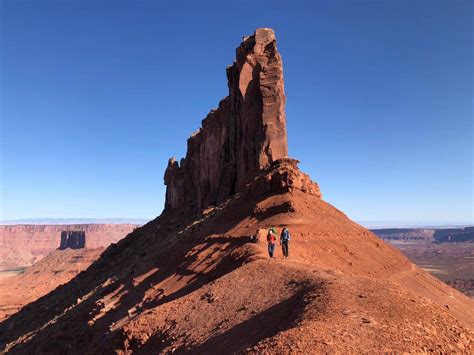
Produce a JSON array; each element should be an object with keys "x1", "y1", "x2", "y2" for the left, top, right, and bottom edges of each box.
[{"x1": 164, "y1": 28, "x2": 289, "y2": 212}]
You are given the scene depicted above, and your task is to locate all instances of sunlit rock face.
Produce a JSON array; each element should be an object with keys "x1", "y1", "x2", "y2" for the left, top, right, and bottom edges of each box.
[{"x1": 164, "y1": 28, "x2": 288, "y2": 213}]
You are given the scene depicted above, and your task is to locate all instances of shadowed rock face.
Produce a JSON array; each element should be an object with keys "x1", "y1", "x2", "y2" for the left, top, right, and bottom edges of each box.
[
  {"x1": 434, "y1": 227, "x2": 474, "y2": 243},
  {"x1": 59, "y1": 231, "x2": 86, "y2": 250},
  {"x1": 164, "y1": 28, "x2": 288, "y2": 213}
]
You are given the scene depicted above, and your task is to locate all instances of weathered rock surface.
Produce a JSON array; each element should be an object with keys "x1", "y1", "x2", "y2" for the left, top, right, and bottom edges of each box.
[
  {"x1": 164, "y1": 28, "x2": 291, "y2": 213},
  {"x1": 244, "y1": 158, "x2": 321, "y2": 199}
]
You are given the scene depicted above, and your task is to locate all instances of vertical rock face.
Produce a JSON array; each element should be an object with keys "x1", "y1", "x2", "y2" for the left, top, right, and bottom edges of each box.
[
  {"x1": 164, "y1": 28, "x2": 288, "y2": 212},
  {"x1": 59, "y1": 231, "x2": 86, "y2": 250}
]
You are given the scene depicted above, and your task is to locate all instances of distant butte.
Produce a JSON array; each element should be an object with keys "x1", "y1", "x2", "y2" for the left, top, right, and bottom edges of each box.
[{"x1": 58, "y1": 231, "x2": 86, "y2": 250}]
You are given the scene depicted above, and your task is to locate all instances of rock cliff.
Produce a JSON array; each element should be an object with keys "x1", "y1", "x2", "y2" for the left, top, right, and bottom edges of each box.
[
  {"x1": 434, "y1": 227, "x2": 474, "y2": 243},
  {"x1": 164, "y1": 28, "x2": 292, "y2": 213},
  {"x1": 58, "y1": 231, "x2": 86, "y2": 250}
]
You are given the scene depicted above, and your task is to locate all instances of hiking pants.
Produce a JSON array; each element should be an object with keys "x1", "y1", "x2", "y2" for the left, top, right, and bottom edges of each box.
[
  {"x1": 268, "y1": 243, "x2": 276, "y2": 257},
  {"x1": 282, "y1": 241, "x2": 289, "y2": 257}
]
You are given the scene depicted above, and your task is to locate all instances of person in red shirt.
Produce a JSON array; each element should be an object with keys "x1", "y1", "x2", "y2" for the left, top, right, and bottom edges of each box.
[{"x1": 267, "y1": 228, "x2": 277, "y2": 258}]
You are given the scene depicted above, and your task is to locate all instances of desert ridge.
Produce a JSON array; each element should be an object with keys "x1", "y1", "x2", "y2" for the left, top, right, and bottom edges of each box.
[{"x1": 0, "y1": 28, "x2": 472, "y2": 353}]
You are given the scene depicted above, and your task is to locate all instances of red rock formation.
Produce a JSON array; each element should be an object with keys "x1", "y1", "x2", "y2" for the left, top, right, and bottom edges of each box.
[
  {"x1": 0, "y1": 224, "x2": 138, "y2": 270},
  {"x1": 244, "y1": 158, "x2": 322, "y2": 199},
  {"x1": 1, "y1": 28, "x2": 473, "y2": 354},
  {"x1": 164, "y1": 28, "x2": 290, "y2": 212}
]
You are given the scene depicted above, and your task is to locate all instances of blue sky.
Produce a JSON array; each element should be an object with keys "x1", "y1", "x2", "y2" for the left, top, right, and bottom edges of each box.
[{"x1": 1, "y1": 0, "x2": 472, "y2": 224}]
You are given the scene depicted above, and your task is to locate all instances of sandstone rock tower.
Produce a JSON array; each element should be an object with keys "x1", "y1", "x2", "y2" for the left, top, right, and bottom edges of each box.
[{"x1": 164, "y1": 28, "x2": 288, "y2": 212}]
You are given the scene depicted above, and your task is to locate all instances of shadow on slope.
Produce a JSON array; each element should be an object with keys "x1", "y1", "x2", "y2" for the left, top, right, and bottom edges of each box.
[
  {"x1": 189, "y1": 285, "x2": 313, "y2": 354},
  {"x1": 0, "y1": 202, "x2": 260, "y2": 353}
]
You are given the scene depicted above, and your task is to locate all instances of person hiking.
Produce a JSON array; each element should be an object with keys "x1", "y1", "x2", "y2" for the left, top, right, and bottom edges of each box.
[
  {"x1": 280, "y1": 227, "x2": 291, "y2": 259},
  {"x1": 267, "y1": 228, "x2": 277, "y2": 258}
]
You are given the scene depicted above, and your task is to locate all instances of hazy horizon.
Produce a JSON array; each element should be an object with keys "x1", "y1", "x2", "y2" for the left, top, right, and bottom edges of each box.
[{"x1": 1, "y1": 217, "x2": 473, "y2": 230}]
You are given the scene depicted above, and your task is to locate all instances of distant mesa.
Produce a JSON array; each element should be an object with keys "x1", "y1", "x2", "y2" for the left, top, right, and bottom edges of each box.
[
  {"x1": 434, "y1": 227, "x2": 474, "y2": 243},
  {"x1": 58, "y1": 231, "x2": 86, "y2": 250},
  {"x1": 0, "y1": 224, "x2": 138, "y2": 270},
  {"x1": 372, "y1": 226, "x2": 474, "y2": 243}
]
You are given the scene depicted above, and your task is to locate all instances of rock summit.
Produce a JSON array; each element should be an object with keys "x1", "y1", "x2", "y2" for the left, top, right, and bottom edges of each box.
[{"x1": 164, "y1": 28, "x2": 295, "y2": 212}]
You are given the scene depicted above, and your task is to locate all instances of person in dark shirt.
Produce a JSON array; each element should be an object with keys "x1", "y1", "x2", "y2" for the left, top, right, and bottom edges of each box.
[{"x1": 280, "y1": 227, "x2": 291, "y2": 259}]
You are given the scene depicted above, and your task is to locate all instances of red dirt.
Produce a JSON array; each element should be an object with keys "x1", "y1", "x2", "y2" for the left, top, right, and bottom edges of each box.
[
  {"x1": 0, "y1": 248, "x2": 105, "y2": 319},
  {"x1": 0, "y1": 180, "x2": 472, "y2": 353}
]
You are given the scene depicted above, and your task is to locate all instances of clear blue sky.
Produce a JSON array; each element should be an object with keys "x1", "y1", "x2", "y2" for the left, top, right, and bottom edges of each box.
[{"x1": 1, "y1": 0, "x2": 472, "y2": 224}]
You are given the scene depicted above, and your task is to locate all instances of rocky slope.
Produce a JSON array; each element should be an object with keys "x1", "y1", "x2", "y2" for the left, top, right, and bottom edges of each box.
[
  {"x1": 0, "y1": 224, "x2": 138, "y2": 270},
  {"x1": 0, "y1": 28, "x2": 472, "y2": 353},
  {"x1": 0, "y1": 248, "x2": 105, "y2": 320}
]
